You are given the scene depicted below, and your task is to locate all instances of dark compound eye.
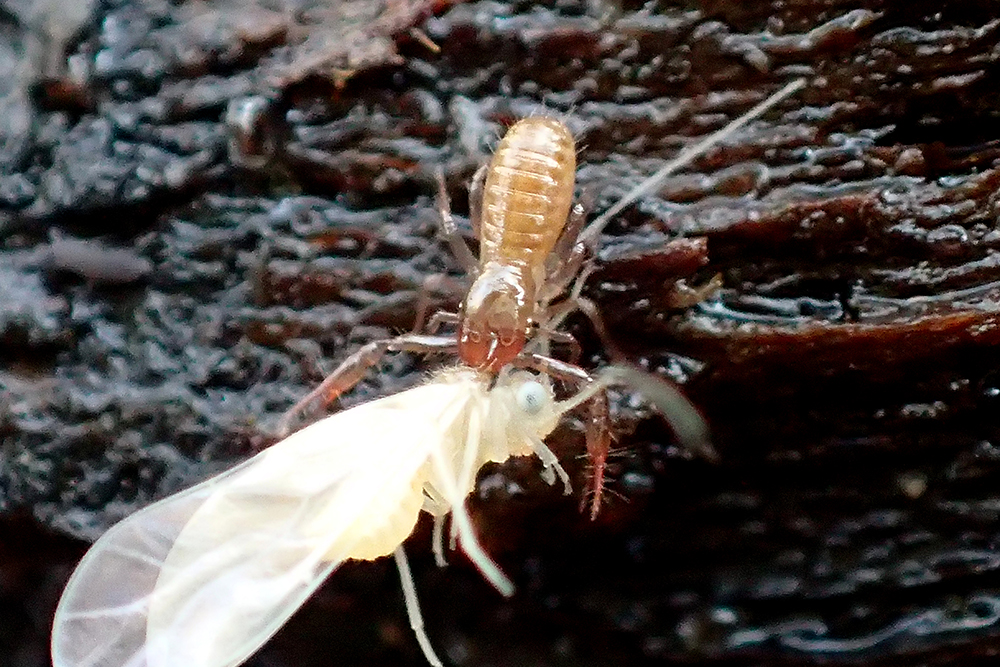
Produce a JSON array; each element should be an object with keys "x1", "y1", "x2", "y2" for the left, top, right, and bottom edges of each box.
[{"x1": 516, "y1": 380, "x2": 548, "y2": 415}]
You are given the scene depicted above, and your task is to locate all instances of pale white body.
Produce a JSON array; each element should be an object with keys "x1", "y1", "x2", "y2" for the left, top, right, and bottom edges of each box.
[{"x1": 51, "y1": 368, "x2": 569, "y2": 667}]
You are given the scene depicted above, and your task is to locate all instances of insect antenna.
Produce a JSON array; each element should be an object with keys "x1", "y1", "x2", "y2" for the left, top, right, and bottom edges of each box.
[
  {"x1": 556, "y1": 363, "x2": 715, "y2": 462},
  {"x1": 579, "y1": 77, "x2": 807, "y2": 245}
]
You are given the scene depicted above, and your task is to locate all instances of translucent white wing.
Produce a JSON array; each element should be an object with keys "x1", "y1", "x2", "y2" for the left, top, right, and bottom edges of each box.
[{"x1": 52, "y1": 379, "x2": 478, "y2": 667}]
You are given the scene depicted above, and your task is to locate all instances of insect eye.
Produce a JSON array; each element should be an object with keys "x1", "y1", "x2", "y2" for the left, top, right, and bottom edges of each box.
[{"x1": 515, "y1": 381, "x2": 548, "y2": 416}]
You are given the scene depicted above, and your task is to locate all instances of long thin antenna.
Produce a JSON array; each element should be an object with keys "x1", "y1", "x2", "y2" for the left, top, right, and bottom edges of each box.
[
  {"x1": 579, "y1": 78, "x2": 807, "y2": 245},
  {"x1": 555, "y1": 364, "x2": 714, "y2": 461}
]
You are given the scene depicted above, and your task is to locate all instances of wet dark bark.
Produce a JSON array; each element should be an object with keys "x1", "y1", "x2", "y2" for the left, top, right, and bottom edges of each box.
[{"x1": 4, "y1": 1, "x2": 1000, "y2": 666}]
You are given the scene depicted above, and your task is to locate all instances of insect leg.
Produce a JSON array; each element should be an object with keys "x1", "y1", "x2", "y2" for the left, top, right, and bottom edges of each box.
[
  {"x1": 420, "y1": 486, "x2": 452, "y2": 566},
  {"x1": 412, "y1": 274, "x2": 464, "y2": 333},
  {"x1": 539, "y1": 289, "x2": 625, "y2": 364},
  {"x1": 425, "y1": 310, "x2": 460, "y2": 334},
  {"x1": 532, "y1": 329, "x2": 581, "y2": 365},
  {"x1": 525, "y1": 204, "x2": 591, "y2": 363},
  {"x1": 277, "y1": 334, "x2": 457, "y2": 436},
  {"x1": 467, "y1": 163, "x2": 488, "y2": 238},
  {"x1": 447, "y1": 499, "x2": 513, "y2": 596},
  {"x1": 394, "y1": 546, "x2": 444, "y2": 667},
  {"x1": 514, "y1": 354, "x2": 610, "y2": 516},
  {"x1": 543, "y1": 202, "x2": 588, "y2": 289},
  {"x1": 570, "y1": 295, "x2": 625, "y2": 361},
  {"x1": 539, "y1": 231, "x2": 626, "y2": 364},
  {"x1": 526, "y1": 435, "x2": 572, "y2": 493},
  {"x1": 435, "y1": 167, "x2": 478, "y2": 273},
  {"x1": 427, "y1": 414, "x2": 514, "y2": 596},
  {"x1": 432, "y1": 515, "x2": 448, "y2": 567}
]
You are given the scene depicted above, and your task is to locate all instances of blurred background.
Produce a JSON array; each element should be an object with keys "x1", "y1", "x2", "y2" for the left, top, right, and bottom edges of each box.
[{"x1": 5, "y1": 0, "x2": 1000, "y2": 665}]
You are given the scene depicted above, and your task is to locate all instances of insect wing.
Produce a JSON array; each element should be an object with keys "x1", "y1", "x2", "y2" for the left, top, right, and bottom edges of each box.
[{"x1": 51, "y1": 380, "x2": 477, "y2": 667}]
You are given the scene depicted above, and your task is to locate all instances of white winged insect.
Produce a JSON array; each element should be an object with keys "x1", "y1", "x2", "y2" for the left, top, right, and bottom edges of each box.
[
  {"x1": 50, "y1": 363, "x2": 694, "y2": 667},
  {"x1": 52, "y1": 367, "x2": 563, "y2": 667}
]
